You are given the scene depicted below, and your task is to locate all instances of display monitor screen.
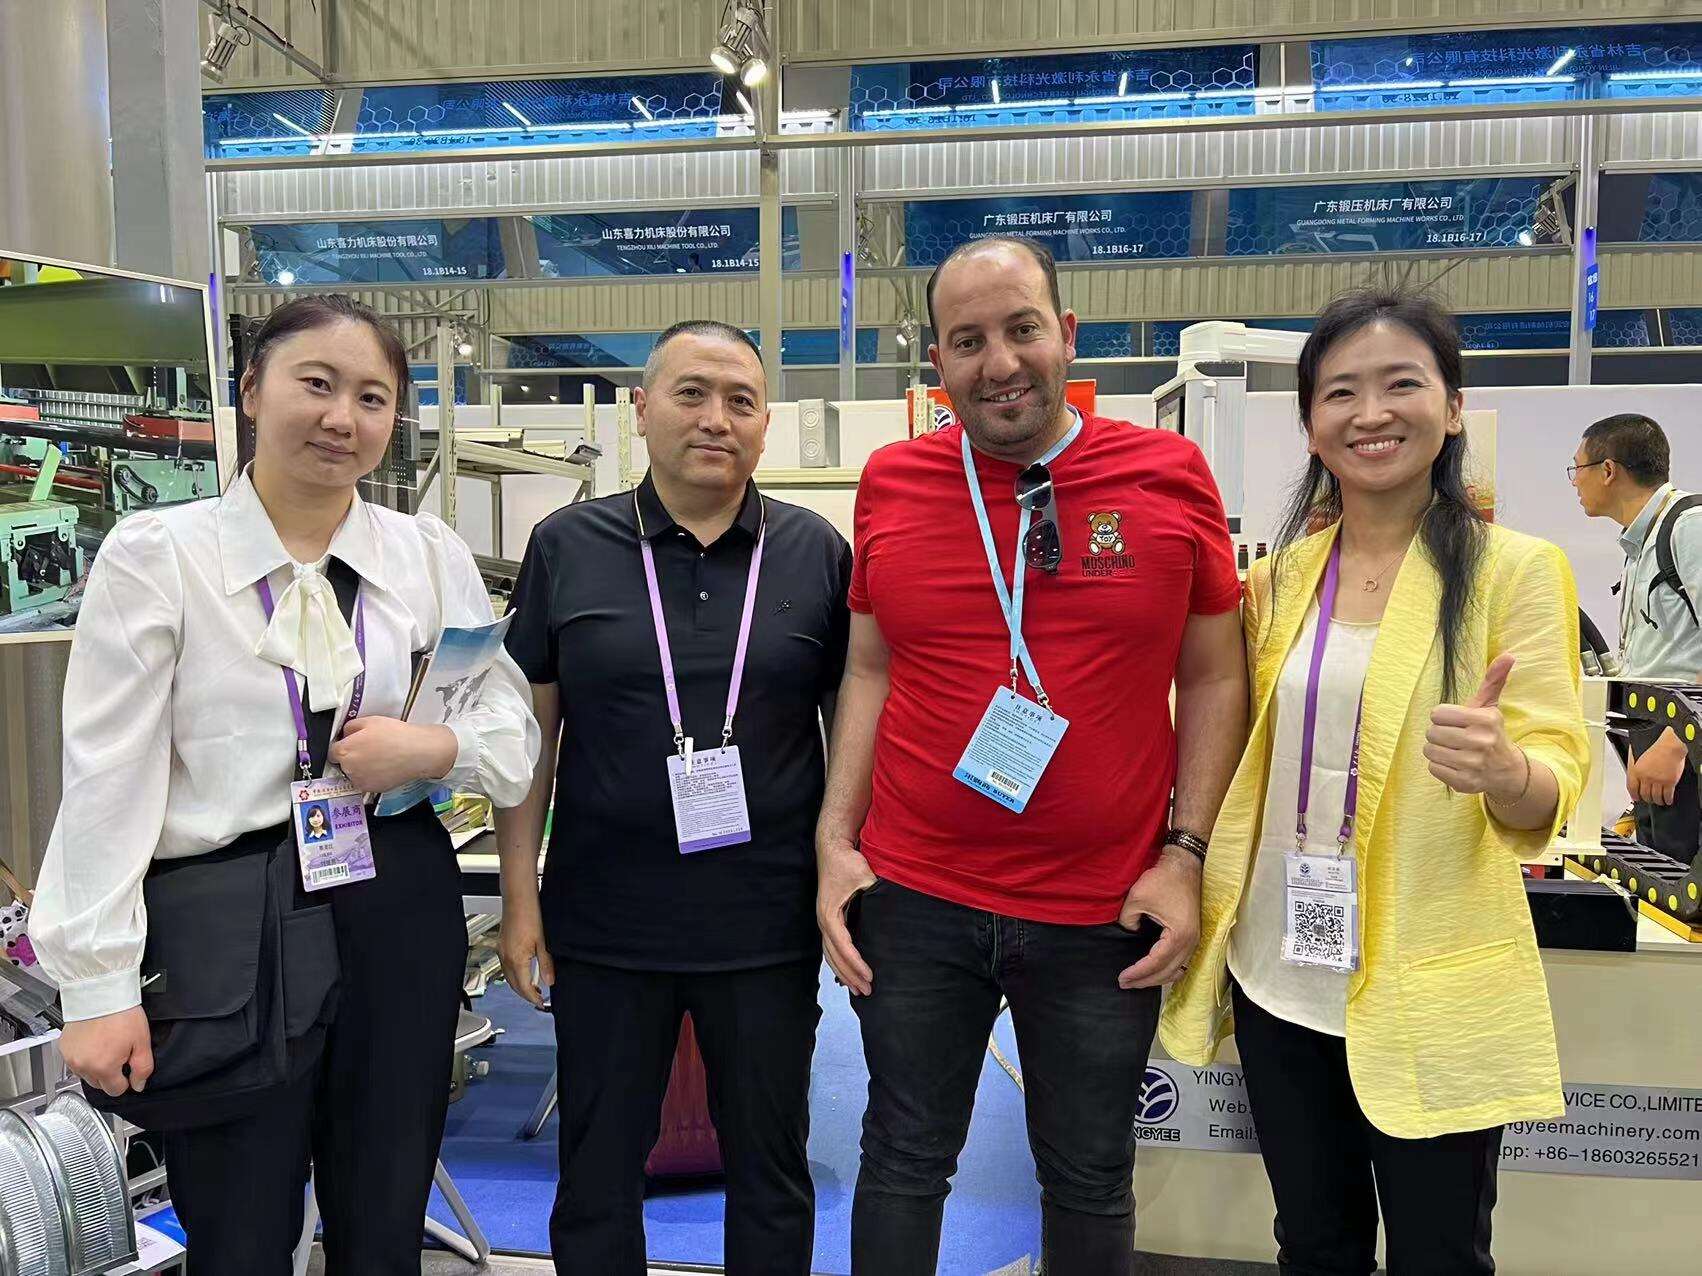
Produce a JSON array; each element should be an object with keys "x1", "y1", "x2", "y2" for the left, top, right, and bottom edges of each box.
[{"x1": 0, "y1": 252, "x2": 221, "y2": 636}]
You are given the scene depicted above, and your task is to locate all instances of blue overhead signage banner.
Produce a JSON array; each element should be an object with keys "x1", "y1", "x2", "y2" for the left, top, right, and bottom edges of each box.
[
  {"x1": 852, "y1": 45, "x2": 1258, "y2": 131},
  {"x1": 503, "y1": 328, "x2": 880, "y2": 371},
  {"x1": 504, "y1": 333, "x2": 661, "y2": 369},
  {"x1": 250, "y1": 219, "x2": 506, "y2": 284},
  {"x1": 1225, "y1": 178, "x2": 1551, "y2": 254},
  {"x1": 203, "y1": 89, "x2": 334, "y2": 158},
  {"x1": 1310, "y1": 23, "x2": 1702, "y2": 111},
  {"x1": 531, "y1": 208, "x2": 801, "y2": 278},
  {"x1": 772, "y1": 328, "x2": 882, "y2": 365},
  {"x1": 206, "y1": 75, "x2": 724, "y2": 159},
  {"x1": 1637, "y1": 173, "x2": 1702, "y2": 242},
  {"x1": 352, "y1": 74, "x2": 722, "y2": 154},
  {"x1": 905, "y1": 192, "x2": 1194, "y2": 266},
  {"x1": 1457, "y1": 313, "x2": 1570, "y2": 350}
]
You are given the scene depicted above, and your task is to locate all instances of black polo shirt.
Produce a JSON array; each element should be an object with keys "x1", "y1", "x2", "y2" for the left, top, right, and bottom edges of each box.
[{"x1": 505, "y1": 472, "x2": 852, "y2": 971}]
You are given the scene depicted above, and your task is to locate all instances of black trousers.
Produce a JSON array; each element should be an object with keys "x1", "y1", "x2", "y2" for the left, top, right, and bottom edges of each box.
[
  {"x1": 848, "y1": 879, "x2": 1162, "y2": 1276},
  {"x1": 1232, "y1": 984, "x2": 1503, "y2": 1276},
  {"x1": 160, "y1": 811, "x2": 468, "y2": 1276},
  {"x1": 548, "y1": 954, "x2": 822, "y2": 1276}
]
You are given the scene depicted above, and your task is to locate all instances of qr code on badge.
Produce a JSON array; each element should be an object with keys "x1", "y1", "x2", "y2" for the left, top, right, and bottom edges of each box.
[{"x1": 1290, "y1": 897, "x2": 1347, "y2": 960}]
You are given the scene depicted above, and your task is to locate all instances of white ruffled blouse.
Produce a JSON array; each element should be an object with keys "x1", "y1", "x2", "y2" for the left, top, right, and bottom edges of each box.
[{"x1": 29, "y1": 470, "x2": 541, "y2": 1021}]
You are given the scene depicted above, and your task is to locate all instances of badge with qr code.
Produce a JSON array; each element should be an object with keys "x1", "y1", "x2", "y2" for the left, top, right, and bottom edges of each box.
[{"x1": 1281, "y1": 851, "x2": 1359, "y2": 972}]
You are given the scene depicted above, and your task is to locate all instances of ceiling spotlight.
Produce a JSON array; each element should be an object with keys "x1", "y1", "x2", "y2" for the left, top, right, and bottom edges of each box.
[
  {"x1": 521, "y1": 384, "x2": 531, "y2": 392},
  {"x1": 457, "y1": 340, "x2": 474, "y2": 357},
  {"x1": 1516, "y1": 229, "x2": 1535, "y2": 247},
  {"x1": 201, "y1": 6, "x2": 248, "y2": 83},
  {"x1": 740, "y1": 52, "x2": 769, "y2": 87},
  {"x1": 276, "y1": 269, "x2": 296, "y2": 287},
  {"x1": 709, "y1": 2, "x2": 769, "y2": 86}
]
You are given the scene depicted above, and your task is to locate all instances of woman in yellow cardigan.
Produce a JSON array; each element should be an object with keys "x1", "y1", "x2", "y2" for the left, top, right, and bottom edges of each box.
[{"x1": 1160, "y1": 289, "x2": 1588, "y2": 1275}]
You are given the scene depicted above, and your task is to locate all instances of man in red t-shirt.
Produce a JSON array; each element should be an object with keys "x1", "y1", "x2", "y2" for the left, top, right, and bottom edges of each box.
[{"x1": 815, "y1": 236, "x2": 1249, "y2": 1275}]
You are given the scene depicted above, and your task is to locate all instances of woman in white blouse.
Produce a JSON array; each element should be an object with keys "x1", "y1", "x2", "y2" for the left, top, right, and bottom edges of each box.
[{"x1": 30, "y1": 295, "x2": 540, "y2": 1274}]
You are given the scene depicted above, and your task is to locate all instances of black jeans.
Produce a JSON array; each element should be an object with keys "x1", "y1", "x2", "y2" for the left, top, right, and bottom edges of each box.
[
  {"x1": 547, "y1": 955, "x2": 822, "y2": 1276},
  {"x1": 848, "y1": 878, "x2": 1162, "y2": 1276},
  {"x1": 1232, "y1": 983, "x2": 1503, "y2": 1276}
]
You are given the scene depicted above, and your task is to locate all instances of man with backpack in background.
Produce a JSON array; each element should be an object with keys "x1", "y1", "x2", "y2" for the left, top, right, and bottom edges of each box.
[{"x1": 1571, "y1": 413, "x2": 1702, "y2": 865}]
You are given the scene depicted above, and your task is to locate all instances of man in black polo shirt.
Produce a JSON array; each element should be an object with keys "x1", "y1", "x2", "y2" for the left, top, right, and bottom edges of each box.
[{"x1": 496, "y1": 320, "x2": 851, "y2": 1275}]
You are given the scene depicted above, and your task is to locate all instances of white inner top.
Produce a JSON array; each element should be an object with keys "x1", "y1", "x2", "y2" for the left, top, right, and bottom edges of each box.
[{"x1": 1229, "y1": 602, "x2": 1379, "y2": 1037}]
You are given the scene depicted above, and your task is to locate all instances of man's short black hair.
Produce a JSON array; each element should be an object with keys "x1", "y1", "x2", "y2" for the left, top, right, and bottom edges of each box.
[
  {"x1": 1582, "y1": 413, "x2": 1671, "y2": 487},
  {"x1": 643, "y1": 320, "x2": 763, "y2": 389},
  {"x1": 924, "y1": 235, "x2": 1063, "y2": 340}
]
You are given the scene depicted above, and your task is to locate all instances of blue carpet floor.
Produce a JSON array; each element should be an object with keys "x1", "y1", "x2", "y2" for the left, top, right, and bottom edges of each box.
[{"x1": 436, "y1": 966, "x2": 1043, "y2": 1274}]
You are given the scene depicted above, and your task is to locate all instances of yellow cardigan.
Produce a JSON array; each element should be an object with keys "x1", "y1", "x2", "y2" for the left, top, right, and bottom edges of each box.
[{"x1": 1159, "y1": 520, "x2": 1589, "y2": 1139}]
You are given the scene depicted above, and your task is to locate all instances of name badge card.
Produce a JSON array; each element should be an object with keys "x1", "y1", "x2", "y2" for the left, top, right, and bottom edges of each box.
[
  {"x1": 1281, "y1": 851, "x2": 1358, "y2": 972},
  {"x1": 292, "y1": 776, "x2": 376, "y2": 891},
  {"x1": 953, "y1": 687, "x2": 1069, "y2": 814},
  {"x1": 666, "y1": 746, "x2": 754, "y2": 854}
]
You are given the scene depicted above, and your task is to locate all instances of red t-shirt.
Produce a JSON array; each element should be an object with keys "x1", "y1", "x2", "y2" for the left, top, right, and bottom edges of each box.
[{"x1": 848, "y1": 412, "x2": 1241, "y2": 924}]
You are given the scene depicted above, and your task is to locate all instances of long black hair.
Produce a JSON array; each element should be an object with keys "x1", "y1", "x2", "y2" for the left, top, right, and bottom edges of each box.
[{"x1": 1269, "y1": 288, "x2": 1486, "y2": 700}]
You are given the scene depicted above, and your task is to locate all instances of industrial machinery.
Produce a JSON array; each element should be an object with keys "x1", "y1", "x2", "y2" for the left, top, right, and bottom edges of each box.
[
  {"x1": 1152, "y1": 320, "x2": 1309, "y2": 534},
  {"x1": 1567, "y1": 680, "x2": 1702, "y2": 935},
  {"x1": 0, "y1": 451, "x2": 83, "y2": 617},
  {"x1": 0, "y1": 253, "x2": 219, "y2": 632},
  {"x1": 0, "y1": 1089, "x2": 137, "y2": 1275}
]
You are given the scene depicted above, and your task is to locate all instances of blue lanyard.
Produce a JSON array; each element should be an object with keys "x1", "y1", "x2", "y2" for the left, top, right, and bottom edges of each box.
[{"x1": 961, "y1": 415, "x2": 1082, "y2": 709}]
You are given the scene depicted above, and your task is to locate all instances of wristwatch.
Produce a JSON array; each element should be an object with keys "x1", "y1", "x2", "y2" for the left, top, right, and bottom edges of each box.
[{"x1": 1165, "y1": 828, "x2": 1209, "y2": 864}]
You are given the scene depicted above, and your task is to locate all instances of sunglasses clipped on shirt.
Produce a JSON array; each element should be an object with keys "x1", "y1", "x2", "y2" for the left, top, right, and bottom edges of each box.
[{"x1": 1015, "y1": 462, "x2": 1062, "y2": 574}]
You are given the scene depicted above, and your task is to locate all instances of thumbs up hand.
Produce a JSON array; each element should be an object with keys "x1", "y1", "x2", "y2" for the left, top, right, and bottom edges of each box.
[{"x1": 1424, "y1": 654, "x2": 1527, "y2": 796}]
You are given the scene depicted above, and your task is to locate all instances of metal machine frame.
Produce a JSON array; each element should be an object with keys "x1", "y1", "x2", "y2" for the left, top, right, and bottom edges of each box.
[{"x1": 1566, "y1": 680, "x2": 1702, "y2": 933}]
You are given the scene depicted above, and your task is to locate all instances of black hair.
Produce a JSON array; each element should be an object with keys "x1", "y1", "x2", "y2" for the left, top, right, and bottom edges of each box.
[
  {"x1": 925, "y1": 234, "x2": 1063, "y2": 339},
  {"x1": 1582, "y1": 413, "x2": 1671, "y2": 487},
  {"x1": 241, "y1": 294, "x2": 411, "y2": 408},
  {"x1": 1272, "y1": 287, "x2": 1486, "y2": 700},
  {"x1": 643, "y1": 320, "x2": 764, "y2": 389}
]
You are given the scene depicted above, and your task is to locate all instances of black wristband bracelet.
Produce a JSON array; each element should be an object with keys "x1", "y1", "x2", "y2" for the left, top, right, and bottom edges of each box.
[{"x1": 1165, "y1": 828, "x2": 1209, "y2": 863}]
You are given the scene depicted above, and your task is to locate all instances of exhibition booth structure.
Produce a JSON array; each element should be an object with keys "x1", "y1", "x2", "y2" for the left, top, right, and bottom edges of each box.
[{"x1": 1, "y1": 249, "x2": 1699, "y2": 1275}]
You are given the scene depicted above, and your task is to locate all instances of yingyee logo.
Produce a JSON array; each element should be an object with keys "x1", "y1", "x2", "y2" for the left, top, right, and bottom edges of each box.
[{"x1": 1134, "y1": 1066, "x2": 1179, "y2": 1125}]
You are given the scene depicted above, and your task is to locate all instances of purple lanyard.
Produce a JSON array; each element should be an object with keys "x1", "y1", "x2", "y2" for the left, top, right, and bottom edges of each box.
[
  {"x1": 638, "y1": 501, "x2": 766, "y2": 755},
  {"x1": 1296, "y1": 539, "x2": 1364, "y2": 854},
  {"x1": 256, "y1": 574, "x2": 366, "y2": 780}
]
